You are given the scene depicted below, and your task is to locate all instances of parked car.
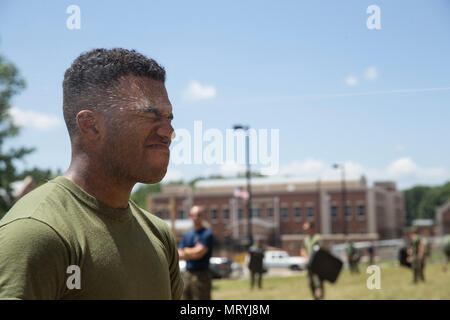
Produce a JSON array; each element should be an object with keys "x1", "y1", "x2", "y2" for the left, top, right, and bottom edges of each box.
[
  {"x1": 209, "y1": 257, "x2": 233, "y2": 279},
  {"x1": 263, "y1": 250, "x2": 306, "y2": 270},
  {"x1": 178, "y1": 257, "x2": 233, "y2": 279},
  {"x1": 179, "y1": 260, "x2": 187, "y2": 274}
]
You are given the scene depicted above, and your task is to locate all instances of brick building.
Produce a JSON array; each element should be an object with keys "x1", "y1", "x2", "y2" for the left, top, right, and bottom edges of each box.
[
  {"x1": 436, "y1": 200, "x2": 450, "y2": 236},
  {"x1": 147, "y1": 176, "x2": 404, "y2": 254}
]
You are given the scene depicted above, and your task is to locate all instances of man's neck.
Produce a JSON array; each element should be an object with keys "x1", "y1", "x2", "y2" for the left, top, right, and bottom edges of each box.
[{"x1": 64, "y1": 157, "x2": 133, "y2": 209}]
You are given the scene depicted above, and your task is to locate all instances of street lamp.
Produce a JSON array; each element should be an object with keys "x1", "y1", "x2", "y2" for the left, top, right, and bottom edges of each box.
[
  {"x1": 333, "y1": 163, "x2": 347, "y2": 235},
  {"x1": 233, "y1": 124, "x2": 253, "y2": 248}
]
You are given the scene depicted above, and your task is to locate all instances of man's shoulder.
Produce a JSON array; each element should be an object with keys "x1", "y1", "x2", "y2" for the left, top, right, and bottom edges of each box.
[
  {"x1": 0, "y1": 178, "x2": 67, "y2": 226},
  {"x1": 200, "y1": 227, "x2": 213, "y2": 238},
  {"x1": 129, "y1": 202, "x2": 173, "y2": 243}
]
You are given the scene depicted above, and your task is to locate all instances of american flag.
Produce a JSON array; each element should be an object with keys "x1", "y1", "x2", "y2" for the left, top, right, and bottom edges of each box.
[{"x1": 233, "y1": 187, "x2": 249, "y2": 200}]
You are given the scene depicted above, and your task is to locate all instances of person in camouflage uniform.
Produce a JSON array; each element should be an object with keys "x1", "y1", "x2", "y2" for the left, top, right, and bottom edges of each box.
[
  {"x1": 407, "y1": 228, "x2": 425, "y2": 283},
  {"x1": 248, "y1": 238, "x2": 266, "y2": 290},
  {"x1": 344, "y1": 240, "x2": 360, "y2": 274},
  {"x1": 300, "y1": 222, "x2": 324, "y2": 300},
  {"x1": 443, "y1": 235, "x2": 450, "y2": 273}
]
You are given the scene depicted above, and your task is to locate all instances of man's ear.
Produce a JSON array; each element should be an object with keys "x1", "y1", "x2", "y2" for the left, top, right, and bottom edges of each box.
[{"x1": 76, "y1": 110, "x2": 102, "y2": 139}]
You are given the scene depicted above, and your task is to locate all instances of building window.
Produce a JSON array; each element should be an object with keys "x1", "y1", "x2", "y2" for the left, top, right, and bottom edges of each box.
[
  {"x1": 222, "y1": 208, "x2": 229, "y2": 220},
  {"x1": 331, "y1": 205, "x2": 338, "y2": 220},
  {"x1": 294, "y1": 206, "x2": 302, "y2": 219},
  {"x1": 238, "y1": 208, "x2": 243, "y2": 219},
  {"x1": 345, "y1": 205, "x2": 352, "y2": 219},
  {"x1": 307, "y1": 206, "x2": 314, "y2": 220},
  {"x1": 252, "y1": 208, "x2": 260, "y2": 218},
  {"x1": 357, "y1": 205, "x2": 365, "y2": 218},
  {"x1": 281, "y1": 207, "x2": 289, "y2": 220},
  {"x1": 178, "y1": 210, "x2": 184, "y2": 219},
  {"x1": 211, "y1": 209, "x2": 218, "y2": 220},
  {"x1": 266, "y1": 207, "x2": 273, "y2": 217}
]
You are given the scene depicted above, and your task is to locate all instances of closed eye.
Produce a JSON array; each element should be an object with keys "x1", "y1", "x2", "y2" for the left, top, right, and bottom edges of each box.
[{"x1": 140, "y1": 107, "x2": 173, "y2": 121}]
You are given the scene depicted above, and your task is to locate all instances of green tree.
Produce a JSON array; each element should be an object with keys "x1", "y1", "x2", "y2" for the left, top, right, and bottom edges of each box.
[
  {"x1": 0, "y1": 54, "x2": 34, "y2": 214},
  {"x1": 403, "y1": 182, "x2": 450, "y2": 224},
  {"x1": 417, "y1": 182, "x2": 450, "y2": 220},
  {"x1": 131, "y1": 183, "x2": 162, "y2": 210},
  {"x1": 17, "y1": 167, "x2": 61, "y2": 187},
  {"x1": 403, "y1": 186, "x2": 431, "y2": 226}
]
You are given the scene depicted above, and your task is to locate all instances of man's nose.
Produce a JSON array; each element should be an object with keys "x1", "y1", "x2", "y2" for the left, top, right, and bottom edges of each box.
[{"x1": 156, "y1": 121, "x2": 174, "y2": 143}]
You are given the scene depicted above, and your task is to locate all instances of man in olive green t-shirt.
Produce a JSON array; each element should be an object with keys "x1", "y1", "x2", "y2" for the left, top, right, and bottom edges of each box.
[
  {"x1": 443, "y1": 235, "x2": 450, "y2": 272},
  {"x1": 407, "y1": 228, "x2": 425, "y2": 284},
  {"x1": 300, "y1": 222, "x2": 324, "y2": 300},
  {"x1": 0, "y1": 48, "x2": 183, "y2": 299}
]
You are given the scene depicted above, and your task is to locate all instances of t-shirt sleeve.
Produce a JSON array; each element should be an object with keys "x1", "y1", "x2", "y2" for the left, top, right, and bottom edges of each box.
[
  {"x1": 0, "y1": 218, "x2": 70, "y2": 300},
  {"x1": 200, "y1": 230, "x2": 214, "y2": 250},
  {"x1": 161, "y1": 225, "x2": 184, "y2": 300},
  {"x1": 178, "y1": 235, "x2": 185, "y2": 249}
]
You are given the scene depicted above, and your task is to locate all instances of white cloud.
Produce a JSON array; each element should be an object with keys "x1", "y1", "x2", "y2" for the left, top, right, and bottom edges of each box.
[
  {"x1": 395, "y1": 144, "x2": 405, "y2": 152},
  {"x1": 364, "y1": 66, "x2": 378, "y2": 80},
  {"x1": 161, "y1": 169, "x2": 184, "y2": 183},
  {"x1": 219, "y1": 161, "x2": 246, "y2": 177},
  {"x1": 182, "y1": 81, "x2": 217, "y2": 101},
  {"x1": 276, "y1": 157, "x2": 450, "y2": 190},
  {"x1": 276, "y1": 159, "x2": 364, "y2": 182},
  {"x1": 278, "y1": 159, "x2": 325, "y2": 177},
  {"x1": 345, "y1": 76, "x2": 358, "y2": 86},
  {"x1": 385, "y1": 157, "x2": 448, "y2": 186},
  {"x1": 10, "y1": 107, "x2": 62, "y2": 130}
]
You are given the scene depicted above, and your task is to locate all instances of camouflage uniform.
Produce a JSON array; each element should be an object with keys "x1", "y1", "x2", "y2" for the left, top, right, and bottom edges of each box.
[
  {"x1": 411, "y1": 234, "x2": 425, "y2": 283},
  {"x1": 248, "y1": 244, "x2": 265, "y2": 289},
  {"x1": 182, "y1": 269, "x2": 212, "y2": 300},
  {"x1": 345, "y1": 242, "x2": 359, "y2": 274},
  {"x1": 304, "y1": 234, "x2": 324, "y2": 299},
  {"x1": 443, "y1": 235, "x2": 450, "y2": 272}
]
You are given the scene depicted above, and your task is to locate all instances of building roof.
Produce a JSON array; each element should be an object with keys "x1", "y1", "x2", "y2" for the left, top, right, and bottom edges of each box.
[
  {"x1": 412, "y1": 219, "x2": 434, "y2": 227},
  {"x1": 194, "y1": 176, "x2": 369, "y2": 195},
  {"x1": 436, "y1": 199, "x2": 450, "y2": 215}
]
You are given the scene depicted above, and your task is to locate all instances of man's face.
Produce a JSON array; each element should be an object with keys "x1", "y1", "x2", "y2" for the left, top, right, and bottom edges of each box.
[
  {"x1": 100, "y1": 76, "x2": 174, "y2": 184},
  {"x1": 303, "y1": 223, "x2": 314, "y2": 236},
  {"x1": 189, "y1": 207, "x2": 203, "y2": 228}
]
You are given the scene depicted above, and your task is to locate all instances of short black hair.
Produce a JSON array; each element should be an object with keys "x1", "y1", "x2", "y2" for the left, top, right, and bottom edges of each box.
[{"x1": 63, "y1": 48, "x2": 166, "y2": 138}]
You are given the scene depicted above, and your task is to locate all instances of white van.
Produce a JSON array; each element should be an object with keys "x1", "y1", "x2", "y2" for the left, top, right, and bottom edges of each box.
[{"x1": 263, "y1": 250, "x2": 306, "y2": 270}]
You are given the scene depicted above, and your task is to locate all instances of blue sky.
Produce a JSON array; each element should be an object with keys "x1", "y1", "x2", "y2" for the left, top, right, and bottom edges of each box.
[{"x1": 1, "y1": 0, "x2": 449, "y2": 190}]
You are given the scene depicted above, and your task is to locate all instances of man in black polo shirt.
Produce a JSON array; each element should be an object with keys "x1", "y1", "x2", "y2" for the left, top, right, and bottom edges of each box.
[{"x1": 178, "y1": 206, "x2": 214, "y2": 299}]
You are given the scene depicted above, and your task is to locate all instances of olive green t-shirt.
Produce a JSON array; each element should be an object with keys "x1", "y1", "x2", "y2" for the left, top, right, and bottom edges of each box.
[
  {"x1": 0, "y1": 177, "x2": 183, "y2": 300},
  {"x1": 304, "y1": 234, "x2": 322, "y2": 257},
  {"x1": 411, "y1": 234, "x2": 421, "y2": 258}
]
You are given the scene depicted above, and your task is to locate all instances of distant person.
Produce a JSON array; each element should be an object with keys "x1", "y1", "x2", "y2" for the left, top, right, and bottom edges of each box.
[
  {"x1": 248, "y1": 238, "x2": 266, "y2": 290},
  {"x1": 407, "y1": 228, "x2": 425, "y2": 283},
  {"x1": 345, "y1": 240, "x2": 360, "y2": 274},
  {"x1": 300, "y1": 222, "x2": 324, "y2": 300},
  {"x1": 178, "y1": 206, "x2": 214, "y2": 300},
  {"x1": 443, "y1": 235, "x2": 450, "y2": 272},
  {"x1": 367, "y1": 241, "x2": 375, "y2": 265},
  {"x1": 421, "y1": 231, "x2": 432, "y2": 272},
  {"x1": 0, "y1": 48, "x2": 183, "y2": 299}
]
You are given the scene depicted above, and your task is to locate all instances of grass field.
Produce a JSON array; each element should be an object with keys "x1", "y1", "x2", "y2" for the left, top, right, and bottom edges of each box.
[{"x1": 211, "y1": 262, "x2": 450, "y2": 300}]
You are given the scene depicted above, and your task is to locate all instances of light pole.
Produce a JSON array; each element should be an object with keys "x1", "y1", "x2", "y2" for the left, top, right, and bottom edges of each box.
[
  {"x1": 333, "y1": 163, "x2": 347, "y2": 235},
  {"x1": 233, "y1": 124, "x2": 253, "y2": 248}
]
